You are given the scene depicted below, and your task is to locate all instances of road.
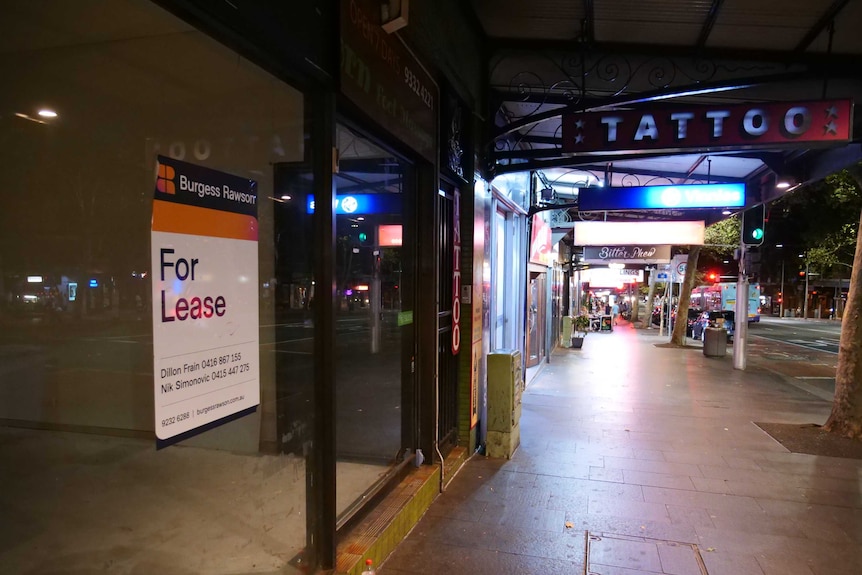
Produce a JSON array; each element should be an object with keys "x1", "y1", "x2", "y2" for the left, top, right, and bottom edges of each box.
[
  {"x1": 744, "y1": 316, "x2": 841, "y2": 402},
  {"x1": 750, "y1": 316, "x2": 842, "y2": 354}
]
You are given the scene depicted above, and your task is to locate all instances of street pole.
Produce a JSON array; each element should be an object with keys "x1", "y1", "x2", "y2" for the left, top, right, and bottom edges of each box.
[
  {"x1": 840, "y1": 277, "x2": 844, "y2": 318},
  {"x1": 803, "y1": 261, "x2": 809, "y2": 319},
  {"x1": 779, "y1": 259, "x2": 785, "y2": 318},
  {"x1": 733, "y1": 245, "x2": 748, "y2": 371}
]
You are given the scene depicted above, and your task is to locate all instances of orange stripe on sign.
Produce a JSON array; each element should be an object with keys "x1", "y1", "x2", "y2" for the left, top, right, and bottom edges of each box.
[{"x1": 152, "y1": 200, "x2": 258, "y2": 241}]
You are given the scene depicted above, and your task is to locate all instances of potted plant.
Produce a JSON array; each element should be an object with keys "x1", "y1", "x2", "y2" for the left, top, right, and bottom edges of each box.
[{"x1": 571, "y1": 314, "x2": 590, "y2": 349}]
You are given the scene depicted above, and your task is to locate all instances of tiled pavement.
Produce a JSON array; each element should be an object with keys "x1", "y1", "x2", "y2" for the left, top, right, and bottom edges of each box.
[{"x1": 378, "y1": 323, "x2": 862, "y2": 575}]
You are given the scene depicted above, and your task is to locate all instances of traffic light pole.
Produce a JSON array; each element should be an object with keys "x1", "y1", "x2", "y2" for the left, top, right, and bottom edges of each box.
[
  {"x1": 733, "y1": 241, "x2": 748, "y2": 371},
  {"x1": 733, "y1": 204, "x2": 765, "y2": 370},
  {"x1": 733, "y1": 244, "x2": 748, "y2": 370}
]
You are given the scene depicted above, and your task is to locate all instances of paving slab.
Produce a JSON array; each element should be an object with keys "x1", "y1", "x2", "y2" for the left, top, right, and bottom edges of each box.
[{"x1": 379, "y1": 322, "x2": 862, "y2": 575}]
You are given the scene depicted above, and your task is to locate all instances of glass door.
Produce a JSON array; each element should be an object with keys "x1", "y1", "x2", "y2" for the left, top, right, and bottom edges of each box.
[{"x1": 332, "y1": 124, "x2": 413, "y2": 525}]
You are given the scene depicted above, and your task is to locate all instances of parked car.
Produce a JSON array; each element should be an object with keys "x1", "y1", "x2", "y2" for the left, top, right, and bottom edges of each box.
[
  {"x1": 652, "y1": 308, "x2": 702, "y2": 337},
  {"x1": 706, "y1": 310, "x2": 735, "y2": 342}
]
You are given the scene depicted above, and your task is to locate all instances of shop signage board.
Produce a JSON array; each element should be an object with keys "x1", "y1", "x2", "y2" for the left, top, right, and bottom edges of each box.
[
  {"x1": 151, "y1": 156, "x2": 260, "y2": 448},
  {"x1": 306, "y1": 193, "x2": 402, "y2": 215},
  {"x1": 452, "y1": 189, "x2": 462, "y2": 354},
  {"x1": 579, "y1": 183, "x2": 744, "y2": 211},
  {"x1": 562, "y1": 99, "x2": 853, "y2": 154},
  {"x1": 583, "y1": 245, "x2": 671, "y2": 264},
  {"x1": 530, "y1": 213, "x2": 553, "y2": 265},
  {"x1": 573, "y1": 221, "x2": 704, "y2": 246},
  {"x1": 341, "y1": 0, "x2": 437, "y2": 162},
  {"x1": 619, "y1": 269, "x2": 645, "y2": 281}
]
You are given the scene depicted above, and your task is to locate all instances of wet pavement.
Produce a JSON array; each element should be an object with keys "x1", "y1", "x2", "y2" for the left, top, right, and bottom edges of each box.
[{"x1": 378, "y1": 322, "x2": 861, "y2": 575}]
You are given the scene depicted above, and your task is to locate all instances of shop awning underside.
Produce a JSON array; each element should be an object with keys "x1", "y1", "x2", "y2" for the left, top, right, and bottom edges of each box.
[{"x1": 470, "y1": 0, "x2": 862, "y2": 223}]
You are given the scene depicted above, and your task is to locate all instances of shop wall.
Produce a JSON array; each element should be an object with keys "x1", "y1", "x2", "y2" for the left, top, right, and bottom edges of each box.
[
  {"x1": 401, "y1": 0, "x2": 485, "y2": 112},
  {"x1": 156, "y1": 0, "x2": 336, "y2": 86}
]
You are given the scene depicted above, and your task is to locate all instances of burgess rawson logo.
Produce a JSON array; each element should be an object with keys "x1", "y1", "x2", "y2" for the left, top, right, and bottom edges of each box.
[
  {"x1": 562, "y1": 99, "x2": 853, "y2": 154},
  {"x1": 155, "y1": 156, "x2": 257, "y2": 215}
]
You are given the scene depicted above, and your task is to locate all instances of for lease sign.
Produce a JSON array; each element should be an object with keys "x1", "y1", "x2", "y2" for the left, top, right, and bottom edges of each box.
[{"x1": 151, "y1": 156, "x2": 259, "y2": 447}]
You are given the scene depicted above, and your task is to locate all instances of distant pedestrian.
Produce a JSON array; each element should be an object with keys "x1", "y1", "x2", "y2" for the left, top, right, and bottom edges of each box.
[{"x1": 611, "y1": 302, "x2": 620, "y2": 325}]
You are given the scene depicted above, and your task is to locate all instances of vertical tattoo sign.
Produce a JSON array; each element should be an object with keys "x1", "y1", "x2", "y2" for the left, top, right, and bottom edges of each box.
[{"x1": 452, "y1": 189, "x2": 461, "y2": 355}]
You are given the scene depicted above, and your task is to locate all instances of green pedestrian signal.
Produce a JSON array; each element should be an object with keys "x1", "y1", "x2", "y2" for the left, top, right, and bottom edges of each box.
[
  {"x1": 741, "y1": 205, "x2": 765, "y2": 246},
  {"x1": 358, "y1": 232, "x2": 367, "y2": 242}
]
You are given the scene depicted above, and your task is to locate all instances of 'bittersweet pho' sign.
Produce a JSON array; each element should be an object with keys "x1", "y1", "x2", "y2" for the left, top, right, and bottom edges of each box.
[
  {"x1": 579, "y1": 183, "x2": 745, "y2": 211},
  {"x1": 562, "y1": 99, "x2": 852, "y2": 154}
]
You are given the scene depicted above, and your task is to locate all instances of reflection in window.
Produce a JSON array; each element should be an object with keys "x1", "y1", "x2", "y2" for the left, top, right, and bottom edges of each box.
[
  {"x1": 0, "y1": 0, "x2": 309, "y2": 570},
  {"x1": 333, "y1": 124, "x2": 410, "y2": 523}
]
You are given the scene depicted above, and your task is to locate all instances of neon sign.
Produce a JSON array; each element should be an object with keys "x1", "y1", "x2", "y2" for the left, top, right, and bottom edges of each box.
[
  {"x1": 306, "y1": 194, "x2": 402, "y2": 215},
  {"x1": 579, "y1": 183, "x2": 745, "y2": 211}
]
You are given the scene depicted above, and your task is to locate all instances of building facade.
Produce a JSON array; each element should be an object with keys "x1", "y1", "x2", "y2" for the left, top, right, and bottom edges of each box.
[{"x1": 0, "y1": 1, "x2": 487, "y2": 572}]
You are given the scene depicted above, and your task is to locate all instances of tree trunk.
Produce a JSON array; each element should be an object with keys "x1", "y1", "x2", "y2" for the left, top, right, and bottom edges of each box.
[
  {"x1": 631, "y1": 286, "x2": 640, "y2": 323},
  {"x1": 671, "y1": 246, "x2": 702, "y2": 346},
  {"x1": 644, "y1": 273, "x2": 658, "y2": 328},
  {"x1": 823, "y1": 191, "x2": 862, "y2": 438}
]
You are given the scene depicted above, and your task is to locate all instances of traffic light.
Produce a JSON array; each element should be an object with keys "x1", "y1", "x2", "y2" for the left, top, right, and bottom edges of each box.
[
  {"x1": 707, "y1": 271, "x2": 719, "y2": 282},
  {"x1": 741, "y1": 205, "x2": 765, "y2": 246}
]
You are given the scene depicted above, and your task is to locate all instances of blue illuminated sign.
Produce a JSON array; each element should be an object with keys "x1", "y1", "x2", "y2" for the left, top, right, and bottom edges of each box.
[
  {"x1": 306, "y1": 194, "x2": 402, "y2": 215},
  {"x1": 89, "y1": 279, "x2": 99, "y2": 288},
  {"x1": 579, "y1": 183, "x2": 745, "y2": 211}
]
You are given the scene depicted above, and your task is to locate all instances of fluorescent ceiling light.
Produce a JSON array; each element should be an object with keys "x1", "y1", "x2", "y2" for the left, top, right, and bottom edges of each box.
[
  {"x1": 37, "y1": 109, "x2": 58, "y2": 118},
  {"x1": 14, "y1": 112, "x2": 47, "y2": 124}
]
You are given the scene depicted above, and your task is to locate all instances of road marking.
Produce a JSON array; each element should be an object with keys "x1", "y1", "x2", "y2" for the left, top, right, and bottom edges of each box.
[
  {"x1": 750, "y1": 334, "x2": 838, "y2": 355},
  {"x1": 788, "y1": 339, "x2": 828, "y2": 347},
  {"x1": 796, "y1": 376, "x2": 834, "y2": 380}
]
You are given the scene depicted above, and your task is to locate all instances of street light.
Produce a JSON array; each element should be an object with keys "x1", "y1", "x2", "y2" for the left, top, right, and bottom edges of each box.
[
  {"x1": 796, "y1": 254, "x2": 805, "y2": 318},
  {"x1": 775, "y1": 245, "x2": 785, "y2": 318},
  {"x1": 780, "y1": 260, "x2": 785, "y2": 318}
]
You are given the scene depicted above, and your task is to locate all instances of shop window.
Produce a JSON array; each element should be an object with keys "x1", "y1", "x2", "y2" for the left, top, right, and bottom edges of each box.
[{"x1": 0, "y1": 0, "x2": 310, "y2": 570}]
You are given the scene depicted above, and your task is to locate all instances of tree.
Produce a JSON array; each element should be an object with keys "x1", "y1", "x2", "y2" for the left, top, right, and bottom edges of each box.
[
  {"x1": 703, "y1": 216, "x2": 740, "y2": 259},
  {"x1": 822, "y1": 168, "x2": 862, "y2": 439},
  {"x1": 670, "y1": 246, "x2": 701, "y2": 345},
  {"x1": 666, "y1": 217, "x2": 736, "y2": 345}
]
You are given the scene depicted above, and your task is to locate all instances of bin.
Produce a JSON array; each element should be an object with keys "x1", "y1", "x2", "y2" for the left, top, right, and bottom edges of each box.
[{"x1": 703, "y1": 327, "x2": 727, "y2": 357}]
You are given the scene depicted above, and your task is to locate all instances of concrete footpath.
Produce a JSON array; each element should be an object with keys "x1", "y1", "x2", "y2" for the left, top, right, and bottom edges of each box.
[{"x1": 379, "y1": 323, "x2": 862, "y2": 575}]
